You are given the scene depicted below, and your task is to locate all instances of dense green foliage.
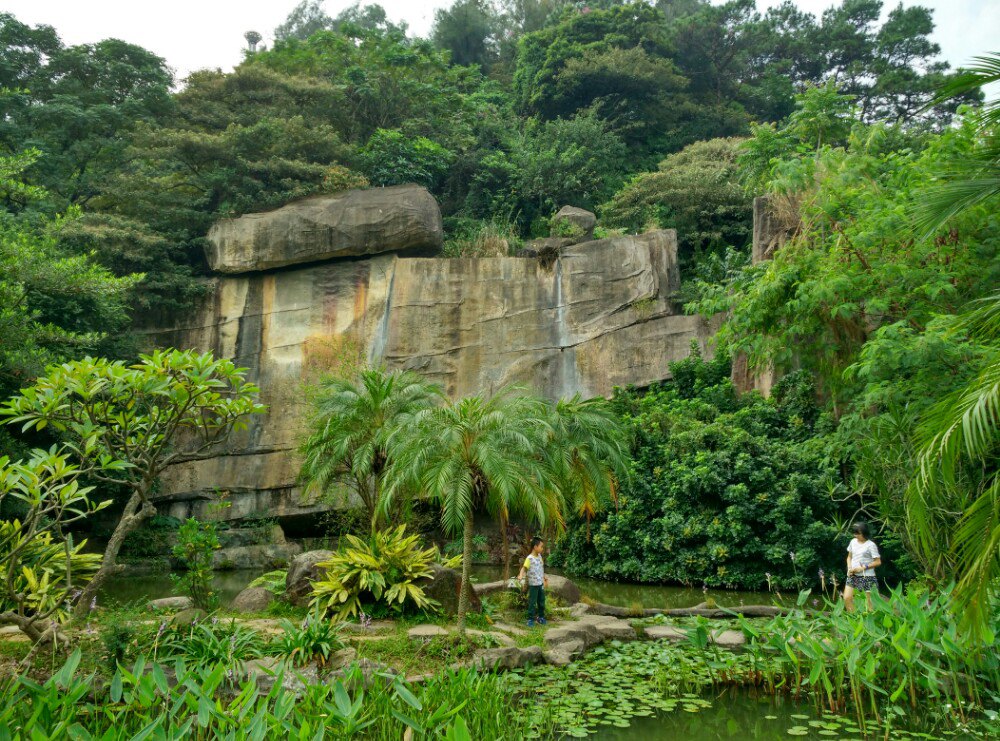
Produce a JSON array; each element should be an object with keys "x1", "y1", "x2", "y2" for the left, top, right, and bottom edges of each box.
[
  {"x1": 556, "y1": 352, "x2": 843, "y2": 590},
  {"x1": 0, "y1": 1, "x2": 970, "y2": 317},
  {"x1": 311, "y1": 526, "x2": 441, "y2": 620},
  {"x1": 170, "y1": 518, "x2": 221, "y2": 612}
]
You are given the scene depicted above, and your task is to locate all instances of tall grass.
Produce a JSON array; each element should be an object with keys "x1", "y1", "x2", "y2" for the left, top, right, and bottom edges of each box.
[
  {"x1": 735, "y1": 585, "x2": 1000, "y2": 734},
  {"x1": 0, "y1": 652, "x2": 541, "y2": 740}
]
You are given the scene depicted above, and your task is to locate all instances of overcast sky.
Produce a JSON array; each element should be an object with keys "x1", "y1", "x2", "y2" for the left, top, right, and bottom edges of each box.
[{"x1": 3, "y1": 0, "x2": 997, "y2": 85}]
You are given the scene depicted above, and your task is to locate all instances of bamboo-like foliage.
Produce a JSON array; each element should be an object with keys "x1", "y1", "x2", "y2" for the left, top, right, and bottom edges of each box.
[
  {"x1": 300, "y1": 367, "x2": 443, "y2": 527},
  {"x1": 907, "y1": 293, "x2": 1000, "y2": 634}
]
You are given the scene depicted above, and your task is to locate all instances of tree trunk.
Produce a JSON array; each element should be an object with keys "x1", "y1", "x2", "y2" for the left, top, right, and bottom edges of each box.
[
  {"x1": 457, "y1": 512, "x2": 474, "y2": 633},
  {"x1": 500, "y1": 512, "x2": 511, "y2": 580},
  {"x1": 73, "y1": 491, "x2": 156, "y2": 617}
]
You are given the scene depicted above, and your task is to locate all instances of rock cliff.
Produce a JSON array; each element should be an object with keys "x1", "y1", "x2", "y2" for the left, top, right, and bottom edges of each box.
[{"x1": 145, "y1": 188, "x2": 718, "y2": 523}]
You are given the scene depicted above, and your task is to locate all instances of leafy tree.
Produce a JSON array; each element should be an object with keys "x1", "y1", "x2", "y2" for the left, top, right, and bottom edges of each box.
[
  {"x1": 432, "y1": 0, "x2": 500, "y2": 69},
  {"x1": 381, "y1": 388, "x2": 559, "y2": 631},
  {"x1": 600, "y1": 137, "x2": 751, "y2": 264},
  {"x1": 274, "y1": 0, "x2": 335, "y2": 42},
  {"x1": 1, "y1": 350, "x2": 265, "y2": 615},
  {"x1": 359, "y1": 129, "x2": 454, "y2": 189},
  {"x1": 473, "y1": 112, "x2": 627, "y2": 230},
  {"x1": 513, "y1": 3, "x2": 687, "y2": 156},
  {"x1": 300, "y1": 368, "x2": 443, "y2": 528},
  {"x1": 0, "y1": 152, "x2": 140, "y2": 409},
  {"x1": 171, "y1": 518, "x2": 221, "y2": 612},
  {"x1": 0, "y1": 13, "x2": 173, "y2": 214}
]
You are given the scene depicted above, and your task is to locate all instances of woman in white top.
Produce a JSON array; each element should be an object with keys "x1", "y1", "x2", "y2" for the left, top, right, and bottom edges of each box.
[{"x1": 843, "y1": 521, "x2": 881, "y2": 612}]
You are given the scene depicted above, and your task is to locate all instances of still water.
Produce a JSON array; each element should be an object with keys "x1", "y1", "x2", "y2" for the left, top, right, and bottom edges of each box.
[{"x1": 101, "y1": 564, "x2": 775, "y2": 610}]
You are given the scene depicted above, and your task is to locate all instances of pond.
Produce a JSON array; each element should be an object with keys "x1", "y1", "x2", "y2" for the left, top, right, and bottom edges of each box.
[
  {"x1": 469, "y1": 564, "x2": 775, "y2": 609},
  {"x1": 101, "y1": 563, "x2": 775, "y2": 610}
]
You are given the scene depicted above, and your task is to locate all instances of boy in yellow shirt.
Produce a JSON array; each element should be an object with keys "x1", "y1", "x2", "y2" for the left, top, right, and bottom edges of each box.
[{"x1": 517, "y1": 536, "x2": 549, "y2": 627}]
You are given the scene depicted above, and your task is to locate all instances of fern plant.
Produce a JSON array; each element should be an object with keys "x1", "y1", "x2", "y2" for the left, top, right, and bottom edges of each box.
[{"x1": 310, "y1": 525, "x2": 438, "y2": 620}]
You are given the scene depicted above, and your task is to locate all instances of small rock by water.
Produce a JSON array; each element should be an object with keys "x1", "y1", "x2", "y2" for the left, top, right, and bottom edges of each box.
[
  {"x1": 148, "y1": 596, "x2": 192, "y2": 612},
  {"x1": 231, "y1": 586, "x2": 275, "y2": 613},
  {"x1": 643, "y1": 624, "x2": 686, "y2": 641}
]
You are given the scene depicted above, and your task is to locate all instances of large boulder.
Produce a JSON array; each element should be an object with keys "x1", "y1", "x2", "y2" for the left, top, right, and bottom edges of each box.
[
  {"x1": 231, "y1": 586, "x2": 276, "y2": 613},
  {"x1": 545, "y1": 575, "x2": 582, "y2": 604},
  {"x1": 148, "y1": 596, "x2": 192, "y2": 612},
  {"x1": 285, "y1": 550, "x2": 334, "y2": 606},
  {"x1": 551, "y1": 206, "x2": 597, "y2": 243},
  {"x1": 415, "y1": 564, "x2": 481, "y2": 616},
  {"x1": 206, "y1": 185, "x2": 443, "y2": 273}
]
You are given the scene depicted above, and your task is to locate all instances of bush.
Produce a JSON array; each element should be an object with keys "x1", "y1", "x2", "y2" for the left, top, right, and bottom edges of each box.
[
  {"x1": 170, "y1": 518, "x2": 220, "y2": 611},
  {"x1": 158, "y1": 619, "x2": 263, "y2": 672},
  {"x1": 119, "y1": 515, "x2": 181, "y2": 562},
  {"x1": 270, "y1": 614, "x2": 345, "y2": 667},
  {"x1": 554, "y1": 351, "x2": 843, "y2": 590},
  {"x1": 311, "y1": 526, "x2": 439, "y2": 620},
  {"x1": 359, "y1": 129, "x2": 453, "y2": 190},
  {"x1": 0, "y1": 520, "x2": 101, "y2": 622},
  {"x1": 248, "y1": 570, "x2": 287, "y2": 595}
]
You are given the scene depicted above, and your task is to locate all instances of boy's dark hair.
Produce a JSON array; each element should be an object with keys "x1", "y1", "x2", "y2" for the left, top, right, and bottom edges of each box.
[
  {"x1": 851, "y1": 521, "x2": 870, "y2": 538},
  {"x1": 530, "y1": 536, "x2": 543, "y2": 548}
]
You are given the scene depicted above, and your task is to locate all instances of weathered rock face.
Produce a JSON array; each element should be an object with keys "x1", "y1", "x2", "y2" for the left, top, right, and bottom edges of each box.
[
  {"x1": 147, "y1": 196, "x2": 719, "y2": 522},
  {"x1": 551, "y1": 205, "x2": 597, "y2": 242},
  {"x1": 205, "y1": 185, "x2": 443, "y2": 273}
]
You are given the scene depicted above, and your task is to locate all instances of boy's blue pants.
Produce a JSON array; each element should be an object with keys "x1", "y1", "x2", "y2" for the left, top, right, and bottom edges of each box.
[{"x1": 527, "y1": 585, "x2": 546, "y2": 620}]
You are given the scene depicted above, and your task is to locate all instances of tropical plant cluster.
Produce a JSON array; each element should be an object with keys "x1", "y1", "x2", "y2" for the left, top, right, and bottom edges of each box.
[{"x1": 0, "y1": 649, "x2": 517, "y2": 740}]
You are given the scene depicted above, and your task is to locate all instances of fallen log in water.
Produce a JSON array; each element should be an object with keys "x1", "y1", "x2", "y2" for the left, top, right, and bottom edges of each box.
[{"x1": 585, "y1": 601, "x2": 790, "y2": 619}]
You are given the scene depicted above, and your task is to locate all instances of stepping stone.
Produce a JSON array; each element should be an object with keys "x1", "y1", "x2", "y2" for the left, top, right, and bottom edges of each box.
[
  {"x1": 644, "y1": 624, "x2": 686, "y2": 641},
  {"x1": 491, "y1": 621, "x2": 528, "y2": 636},
  {"x1": 712, "y1": 629, "x2": 746, "y2": 648},
  {"x1": 407, "y1": 624, "x2": 449, "y2": 640},
  {"x1": 543, "y1": 639, "x2": 585, "y2": 667}
]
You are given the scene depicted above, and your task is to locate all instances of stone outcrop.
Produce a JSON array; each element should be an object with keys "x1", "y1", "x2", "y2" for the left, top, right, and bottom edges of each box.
[
  {"x1": 415, "y1": 564, "x2": 481, "y2": 616},
  {"x1": 148, "y1": 596, "x2": 192, "y2": 612},
  {"x1": 543, "y1": 614, "x2": 637, "y2": 666},
  {"x1": 551, "y1": 205, "x2": 597, "y2": 242},
  {"x1": 146, "y1": 188, "x2": 720, "y2": 523},
  {"x1": 474, "y1": 574, "x2": 581, "y2": 604},
  {"x1": 206, "y1": 185, "x2": 443, "y2": 273},
  {"x1": 284, "y1": 550, "x2": 333, "y2": 606},
  {"x1": 231, "y1": 586, "x2": 276, "y2": 613}
]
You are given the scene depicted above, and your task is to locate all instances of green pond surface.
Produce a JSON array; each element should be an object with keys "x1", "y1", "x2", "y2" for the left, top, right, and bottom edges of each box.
[
  {"x1": 588, "y1": 688, "x2": 979, "y2": 741},
  {"x1": 100, "y1": 563, "x2": 774, "y2": 610}
]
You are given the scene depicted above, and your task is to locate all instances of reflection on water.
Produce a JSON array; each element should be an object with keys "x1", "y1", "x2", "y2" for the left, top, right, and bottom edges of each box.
[
  {"x1": 100, "y1": 562, "x2": 775, "y2": 610},
  {"x1": 469, "y1": 565, "x2": 775, "y2": 609},
  {"x1": 99, "y1": 568, "x2": 268, "y2": 606},
  {"x1": 594, "y1": 689, "x2": 836, "y2": 741}
]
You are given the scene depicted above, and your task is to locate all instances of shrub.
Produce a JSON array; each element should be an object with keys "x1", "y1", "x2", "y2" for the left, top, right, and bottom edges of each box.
[
  {"x1": 0, "y1": 520, "x2": 101, "y2": 622},
  {"x1": 248, "y1": 570, "x2": 287, "y2": 595},
  {"x1": 119, "y1": 515, "x2": 181, "y2": 562},
  {"x1": 271, "y1": 613, "x2": 345, "y2": 667},
  {"x1": 158, "y1": 619, "x2": 263, "y2": 672},
  {"x1": 170, "y1": 518, "x2": 220, "y2": 611},
  {"x1": 554, "y1": 351, "x2": 843, "y2": 590},
  {"x1": 359, "y1": 129, "x2": 453, "y2": 190},
  {"x1": 311, "y1": 526, "x2": 439, "y2": 620}
]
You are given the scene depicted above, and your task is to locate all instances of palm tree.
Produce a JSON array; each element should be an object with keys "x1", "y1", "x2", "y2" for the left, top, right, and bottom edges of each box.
[
  {"x1": 382, "y1": 387, "x2": 560, "y2": 631},
  {"x1": 907, "y1": 292, "x2": 1000, "y2": 635},
  {"x1": 300, "y1": 367, "x2": 442, "y2": 528},
  {"x1": 547, "y1": 394, "x2": 630, "y2": 542},
  {"x1": 916, "y1": 52, "x2": 1000, "y2": 238}
]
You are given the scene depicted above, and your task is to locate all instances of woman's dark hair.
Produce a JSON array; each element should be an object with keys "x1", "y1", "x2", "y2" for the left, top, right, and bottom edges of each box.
[
  {"x1": 530, "y1": 536, "x2": 544, "y2": 548},
  {"x1": 851, "y1": 521, "x2": 870, "y2": 538}
]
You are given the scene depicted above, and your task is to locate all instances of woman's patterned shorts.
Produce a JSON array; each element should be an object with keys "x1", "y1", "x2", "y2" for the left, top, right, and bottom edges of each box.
[{"x1": 845, "y1": 574, "x2": 878, "y2": 591}]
